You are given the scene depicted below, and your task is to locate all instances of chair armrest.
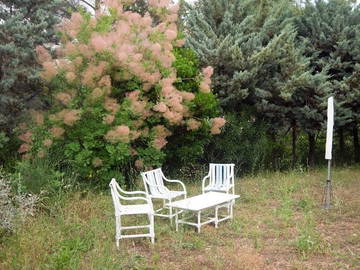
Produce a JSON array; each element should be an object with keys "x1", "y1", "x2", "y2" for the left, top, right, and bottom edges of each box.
[
  {"x1": 110, "y1": 178, "x2": 148, "y2": 196},
  {"x1": 202, "y1": 174, "x2": 210, "y2": 191},
  {"x1": 119, "y1": 189, "x2": 148, "y2": 196},
  {"x1": 163, "y1": 178, "x2": 187, "y2": 194},
  {"x1": 118, "y1": 195, "x2": 150, "y2": 203}
]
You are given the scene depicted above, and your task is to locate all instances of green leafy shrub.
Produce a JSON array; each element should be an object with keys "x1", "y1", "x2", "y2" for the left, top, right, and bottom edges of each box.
[
  {"x1": 165, "y1": 48, "x2": 221, "y2": 170},
  {"x1": 19, "y1": 1, "x2": 224, "y2": 187}
]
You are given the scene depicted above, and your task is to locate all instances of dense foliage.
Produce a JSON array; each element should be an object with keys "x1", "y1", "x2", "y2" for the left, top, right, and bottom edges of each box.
[
  {"x1": 0, "y1": 0, "x2": 70, "y2": 133},
  {"x1": 296, "y1": 0, "x2": 360, "y2": 164},
  {"x1": 0, "y1": 0, "x2": 359, "y2": 193},
  {"x1": 17, "y1": 0, "x2": 224, "y2": 186},
  {"x1": 184, "y1": 0, "x2": 359, "y2": 168}
]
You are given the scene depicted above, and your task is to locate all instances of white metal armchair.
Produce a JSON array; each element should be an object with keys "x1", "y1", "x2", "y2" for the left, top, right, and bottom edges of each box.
[
  {"x1": 109, "y1": 178, "x2": 155, "y2": 247},
  {"x1": 141, "y1": 168, "x2": 187, "y2": 223},
  {"x1": 202, "y1": 163, "x2": 235, "y2": 194}
]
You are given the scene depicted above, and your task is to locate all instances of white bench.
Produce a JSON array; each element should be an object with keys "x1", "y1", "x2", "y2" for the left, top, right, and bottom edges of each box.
[{"x1": 167, "y1": 192, "x2": 240, "y2": 233}]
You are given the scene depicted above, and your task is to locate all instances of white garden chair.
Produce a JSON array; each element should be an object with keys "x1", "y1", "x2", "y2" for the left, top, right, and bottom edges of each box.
[
  {"x1": 109, "y1": 178, "x2": 155, "y2": 247},
  {"x1": 202, "y1": 163, "x2": 235, "y2": 194},
  {"x1": 141, "y1": 168, "x2": 187, "y2": 224}
]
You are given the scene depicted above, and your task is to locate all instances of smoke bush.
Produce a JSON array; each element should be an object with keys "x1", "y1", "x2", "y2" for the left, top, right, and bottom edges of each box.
[{"x1": 18, "y1": 0, "x2": 225, "y2": 186}]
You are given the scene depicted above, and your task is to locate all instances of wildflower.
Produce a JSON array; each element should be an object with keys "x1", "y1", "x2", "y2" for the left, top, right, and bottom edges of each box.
[
  {"x1": 41, "y1": 61, "x2": 57, "y2": 81},
  {"x1": 55, "y1": 92, "x2": 72, "y2": 106},
  {"x1": 63, "y1": 110, "x2": 81, "y2": 126},
  {"x1": 36, "y1": 45, "x2": 52, "y2": 64},
  {"x1": 104, "y1": 97, "x2": 120, "y2": 114},
  {"x1": 18, "y1": 131, "x2": 32, "y2": 144},
  {"x1": 210, "y1": 117, "x2": 226, "y2": 134},
  {"x1": 103, "y1": 114, "x2": 115, "y2": 125},
  {"x1": 153, "y1": 102, "x2": 168, "y2": 113},
  {"x1": 37, "y1": 150, "x2": 46, "y2": 158},
  {"x1": 18, "y1": 143, "x2": 31, "y2": 153},
  {"x1": 50, "y1": 127, "x2": 65, "y2": 138},
  {"x1": 65, "y1": 72, "x2": 76, "y2": 82},
  {"x1": 30, "y1": 110, "x2": 44, "y2": 125},
  {"x1": 153, "y1": 137, "x2": 167, "y2": 150},
  {"x1": 104, "y1": 125, "x2": 130, "y2": 143},
  {"x1": 187, "y1": 119, "x2": 201, "y2": 131},
  {"x1": 92, "y1": 157, "x2": 103, "y2": 167},
  {"x1": 43, "y1": 139, "x2": 53, "y2": 147}
]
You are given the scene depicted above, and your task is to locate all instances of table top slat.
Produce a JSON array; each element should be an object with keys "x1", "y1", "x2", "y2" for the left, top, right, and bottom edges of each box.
[{"x1": 166, "y1": 192, "x2": 239, "y2": 211}]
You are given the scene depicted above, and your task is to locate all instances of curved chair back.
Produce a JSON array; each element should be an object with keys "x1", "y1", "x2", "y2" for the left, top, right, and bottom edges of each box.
[
  {"x1": 109, "y1": 178, "x2": 123, "y2": 216},
  {"x1": 209, "y1": 163, "x2": 235, "y2": 188},
  {"x1": 141, "y1": 168, "x2": 166, "y2": 196}
]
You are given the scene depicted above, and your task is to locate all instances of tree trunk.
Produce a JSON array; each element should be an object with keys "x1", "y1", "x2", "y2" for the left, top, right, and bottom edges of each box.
[
  {"x1": 308, "y1": 133, "x2": 315, "y2": 167},
  {"x1": 353, "y1": 123, "x2": 360, "y2": 163},
  {"x1": 292, "y1": 125, "x2": 297, "y2": 169},
  {"x1": 338, "y1": 128, "x2": 345, "y2": 164}
]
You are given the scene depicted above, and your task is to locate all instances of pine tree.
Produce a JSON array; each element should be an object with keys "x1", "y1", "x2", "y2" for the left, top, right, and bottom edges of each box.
[
  {"x1": 296, "y1": 0, "x2": 360, "y2": 164},
  {"x1": 185, "y1": 0, "x2": 329, "y2": 167},
  {"x1": 0, "y1": 0, "x2": 70, "y2": 133}
]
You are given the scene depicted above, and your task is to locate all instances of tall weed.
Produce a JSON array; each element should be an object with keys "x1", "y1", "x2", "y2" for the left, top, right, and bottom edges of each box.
[{"x1": 0, "y1": 169, "x2": 39, "y2": 237}]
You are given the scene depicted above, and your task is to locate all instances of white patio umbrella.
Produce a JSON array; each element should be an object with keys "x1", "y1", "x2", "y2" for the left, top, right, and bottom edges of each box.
[{"x1": 324, "y1": 96, "x2": 334, "y2": 209}]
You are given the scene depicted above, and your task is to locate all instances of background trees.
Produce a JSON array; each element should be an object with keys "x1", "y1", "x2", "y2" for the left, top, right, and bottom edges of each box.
[
  {"x1": 296, "y1": 0, "x2": 360, "y2": 164},
  {"x1": 185, "y1": 0, "x2": 330, "y2": 168},
  {"x1": 0, "y1": 0, "x2": 71, "y2": 134},
  {"x1": 1, "y1": 0, "x2": 360, "y2": 189},
  {"x1": 0, "y1": 0, "x2": 72, "y2": 165}
]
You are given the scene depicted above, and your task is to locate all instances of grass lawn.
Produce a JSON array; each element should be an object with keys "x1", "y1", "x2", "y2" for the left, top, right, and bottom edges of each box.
[{"x1": 0, "y1": 167, "x2": 359, "y2": 269}]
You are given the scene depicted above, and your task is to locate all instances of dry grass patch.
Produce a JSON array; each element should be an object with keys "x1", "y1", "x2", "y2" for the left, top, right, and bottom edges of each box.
[{"x1": 0, "y1": 167, "x2": 359, "y2": 269}]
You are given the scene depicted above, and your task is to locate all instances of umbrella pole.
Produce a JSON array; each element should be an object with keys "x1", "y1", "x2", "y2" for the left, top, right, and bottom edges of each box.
[{"x1": 323, "y1": 159, "x2": 332, "y2": 209}]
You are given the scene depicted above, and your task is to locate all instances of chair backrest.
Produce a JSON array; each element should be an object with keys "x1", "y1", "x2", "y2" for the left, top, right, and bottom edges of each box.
[
  {"x1": 109, "y1": 178, "x2": 123, "y2": 216},
  {"x1": 209, "y1": 163, "x2": 235, "y2": 188},
  {"x1": 141, "y1": 168, "x2": 166, "y2": 196}
]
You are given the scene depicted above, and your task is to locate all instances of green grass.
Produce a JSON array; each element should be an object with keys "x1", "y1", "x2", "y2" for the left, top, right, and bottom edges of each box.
[{"x1": 0, "y1": 167, "x2": 359, "y2": 269}]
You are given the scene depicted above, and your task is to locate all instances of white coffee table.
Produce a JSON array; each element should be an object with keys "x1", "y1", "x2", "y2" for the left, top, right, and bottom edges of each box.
[{"x1": 166, "y1": 192, "x2": 240, "y2": 233}]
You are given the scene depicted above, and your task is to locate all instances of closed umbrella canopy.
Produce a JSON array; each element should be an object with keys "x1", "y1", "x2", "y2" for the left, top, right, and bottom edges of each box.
[{"x1": 325, "y1": 97, "x2": 334, "y2": 160}]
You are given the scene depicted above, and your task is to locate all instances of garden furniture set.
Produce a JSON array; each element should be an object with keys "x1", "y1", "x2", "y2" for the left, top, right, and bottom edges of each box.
[{"x1": 109, "y1": 163, "x2": 239, "y2": 247}]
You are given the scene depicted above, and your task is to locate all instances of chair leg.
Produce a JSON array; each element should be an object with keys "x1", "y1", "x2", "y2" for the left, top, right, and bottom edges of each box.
[
  {"x1": 175, "y1": 208, "x2": 179, "y2": 232},
  {"x1": 215, "y1": 206, "x2": 219, "y2": 228},
  {"x1": 149, "y1": 213, "x2": 155, "y2": 244},
  {"x1": 116, "y1": 216, "x2": 121, "y2": 249},
  {"x1": 169, "y1": 198, "x2": 173, "y2": 225},
  {"x1": 197, "y1": 211, "x2": 201, "y2": 233}
]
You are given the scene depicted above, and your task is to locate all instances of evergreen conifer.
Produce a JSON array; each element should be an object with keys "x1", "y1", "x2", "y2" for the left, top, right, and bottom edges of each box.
[
  {"x1": 296, "y1": 0, "x2": 360, "y2": 163},
  {"x1": 0, "y1": 0, "x2": 70, "y2": 133},
  {"x1": 185, "y1": 0, "x2": 329, "y2": 167}
]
